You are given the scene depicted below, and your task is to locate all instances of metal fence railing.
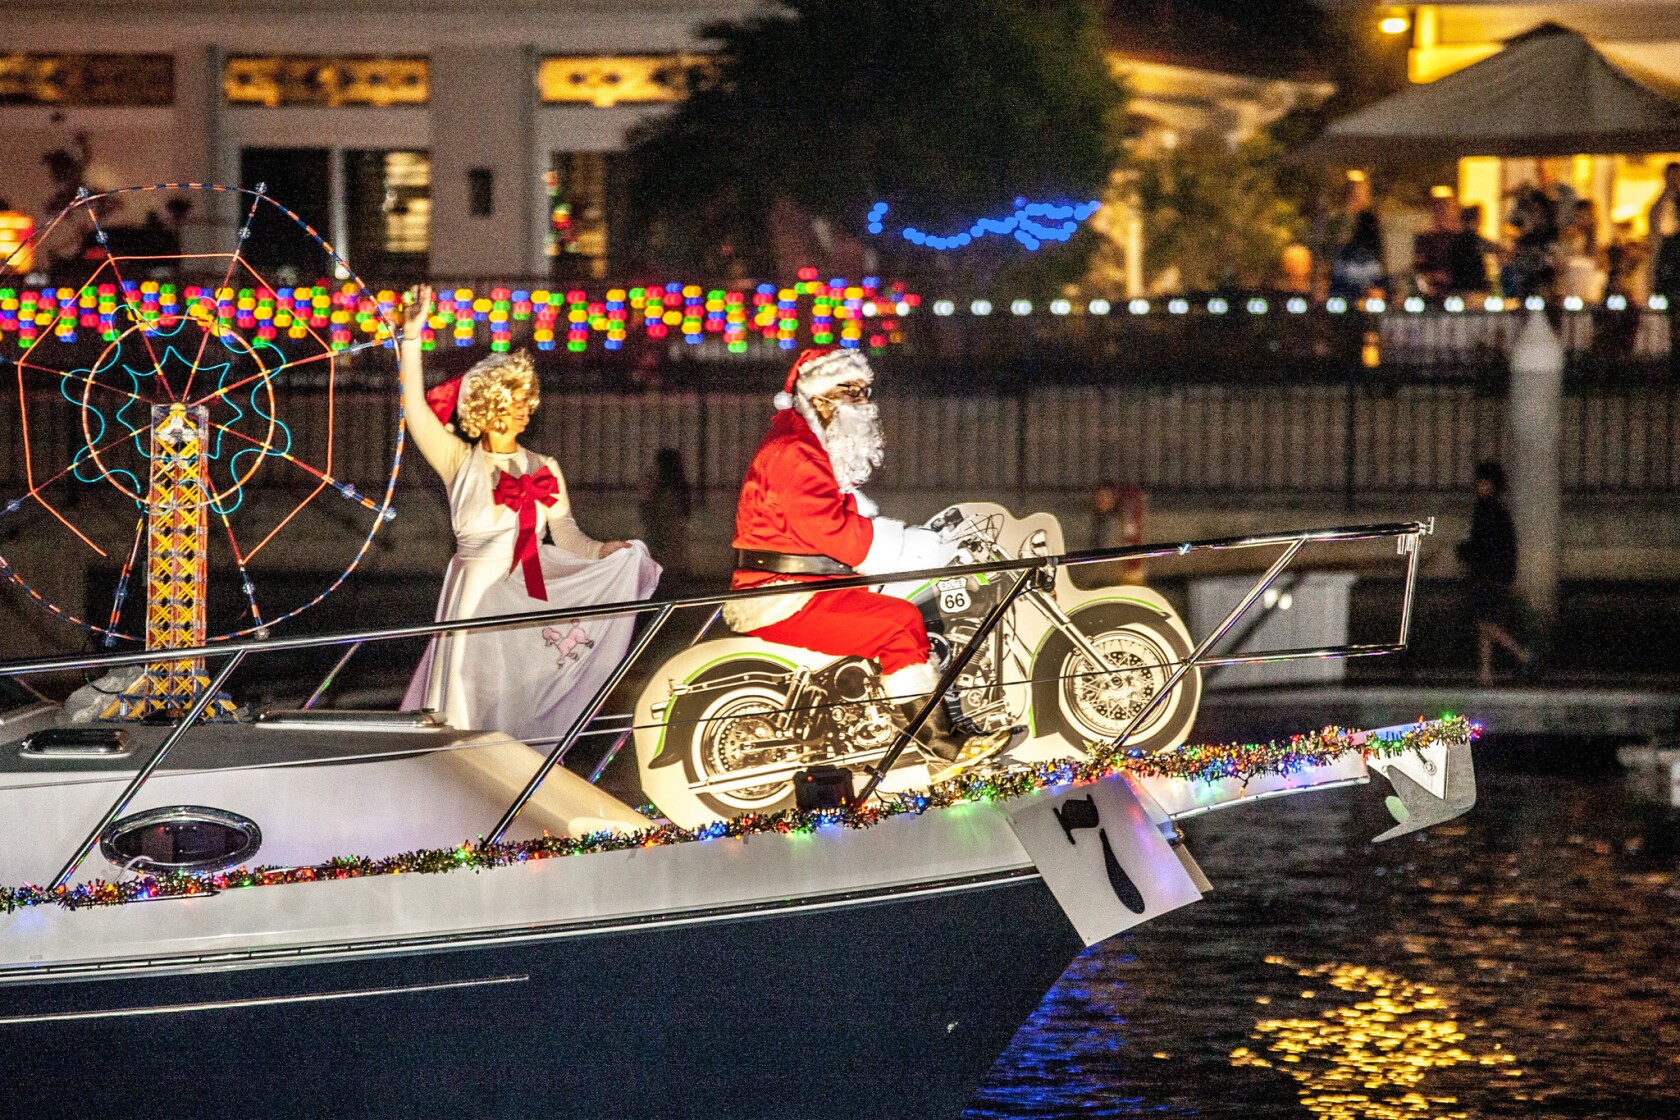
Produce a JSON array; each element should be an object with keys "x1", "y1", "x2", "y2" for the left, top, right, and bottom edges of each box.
[
  {"x1": 4, "y1": 301, "x2": 1676, "y2": 505},
  {"x1": 500, "y1": 378, "x2": 1680, "y2": 499},
  {"x1": 4, "y1": 377, "x2": 1677, "y2": 505}
]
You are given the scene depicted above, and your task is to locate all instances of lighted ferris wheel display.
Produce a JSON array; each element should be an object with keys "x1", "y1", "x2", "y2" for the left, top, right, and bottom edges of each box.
[{"x1": 0, "y1": 184, "x2": 405, "y2": 718}]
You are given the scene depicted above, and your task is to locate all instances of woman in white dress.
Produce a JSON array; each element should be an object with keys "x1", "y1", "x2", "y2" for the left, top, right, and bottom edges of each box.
[{"x1": 397, "y1": 285, "x2": 661, "y2": 739}]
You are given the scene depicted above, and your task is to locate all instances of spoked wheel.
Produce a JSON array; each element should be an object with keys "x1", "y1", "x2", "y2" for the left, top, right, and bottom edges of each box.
[
  {"x1": 0, "y1": 185, "x2": 402, "y2": 654},
  {"x1": 1032, "y1": 601, "x2": 1200, "y2": 754},
  {"x1": 651, "y1": 655, "x2": 802, "y2": 820},
  {"x1": 694, "y1": 687, "x2": 794, "y2": 812}
]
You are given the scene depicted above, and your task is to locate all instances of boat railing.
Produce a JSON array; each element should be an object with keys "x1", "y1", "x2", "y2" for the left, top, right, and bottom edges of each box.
[{"x1": 0, "y1": 519, "x2": 1432, "y2": 891}]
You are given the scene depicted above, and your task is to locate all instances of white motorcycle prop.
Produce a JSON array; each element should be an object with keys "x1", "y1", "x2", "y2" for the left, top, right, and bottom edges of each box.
[{"x1": 633, "y1": 503, "x2": 1200, "y2": 828}]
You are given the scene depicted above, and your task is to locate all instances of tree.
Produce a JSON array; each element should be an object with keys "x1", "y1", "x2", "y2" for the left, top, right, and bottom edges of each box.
[
  {"x1": 1106, "y1": 135, "x2": 1305, "y2": 293},
  {"x1": 622, "y1": 0, "x2": 1126, "y2": 283}
]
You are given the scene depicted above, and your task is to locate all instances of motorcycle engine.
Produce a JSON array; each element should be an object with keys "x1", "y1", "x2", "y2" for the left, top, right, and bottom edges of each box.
[{"x1": 827, "y1": 661, "x2": 901, "y2": 749}]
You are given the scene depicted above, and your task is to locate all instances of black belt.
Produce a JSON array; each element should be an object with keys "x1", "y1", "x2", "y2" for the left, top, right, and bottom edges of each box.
[{"x1": 735, "y1": 549, "x2": 855, "y2": 576}]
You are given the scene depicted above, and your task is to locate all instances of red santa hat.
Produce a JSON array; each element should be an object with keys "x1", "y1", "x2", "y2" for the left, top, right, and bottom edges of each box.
[
  {"x1": 774, "y1": 347, "x2": 874, "y2": 410},
  {"x1": 421, "y1": 352, "x2": 528, "y2": 431},
  {"x1": 424, "y1": 375, "x2": 469, "y2": 427}
]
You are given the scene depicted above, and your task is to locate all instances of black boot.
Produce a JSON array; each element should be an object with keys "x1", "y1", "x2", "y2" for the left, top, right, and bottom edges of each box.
[
  {"x1": 895, "y1": 699, "x2": 965, "y2": 762},
  {"x1": 896, "y1": 700, "x2": 1025, "y2": 781}
]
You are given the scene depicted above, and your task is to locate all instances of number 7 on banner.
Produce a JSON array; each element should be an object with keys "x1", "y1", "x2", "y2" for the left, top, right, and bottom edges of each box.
[{"x1": 1004, "y1": 773, "x2": 1203, "y2": 946}]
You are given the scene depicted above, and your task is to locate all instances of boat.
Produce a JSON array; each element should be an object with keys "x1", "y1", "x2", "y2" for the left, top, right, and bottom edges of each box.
[{"x1": 0, "y1": 519, "x2": 1477, "y2": 1119}]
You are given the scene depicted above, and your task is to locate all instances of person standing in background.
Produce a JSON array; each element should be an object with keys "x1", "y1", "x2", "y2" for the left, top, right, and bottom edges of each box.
[
  {"x1": 1329, "y1": 210, "x2": 1389, "y2": 301},
  {"x1": 1503, "y1": 184, "x2": 1559, "y2": 300},
  {"x1": 639, "y1": 447, "x2": 693, "y2": 581},
  {"x1": 1311, "y1": 175, "x2": 1372, "y2": 300},
  {"x1": 1559, "y1": 199, "x2": 1605, "y2": 302},
  {"x1": 1648, "y1": 161, "x2": 1680, "y2": 373},
  {"x1": 1457, "y1": 461, "x2": 1533, "y2": 687},
  {"x1": 1081, "y1": 482, "x2": 1146, "y2": 589},
  {"x1": 1411, "y1": 195, "x2": 1458, "y2": 297},
  {"x1": 1648, "y1": 162, "x2": 1680, "y2": 298},
  {"x1": 1606, "y1": 218, "x2": 1648, "y2": 304},
  {"x1": 1445, "y1": 204, "x2": 1496, "y2": 295}
]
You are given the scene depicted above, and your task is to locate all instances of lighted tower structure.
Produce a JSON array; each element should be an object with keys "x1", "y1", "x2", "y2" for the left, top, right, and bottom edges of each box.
[{"x1": 100, "y1": 403, "x2": 238, "y2": 721}]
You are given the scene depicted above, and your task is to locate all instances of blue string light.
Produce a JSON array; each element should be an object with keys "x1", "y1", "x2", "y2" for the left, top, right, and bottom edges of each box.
[{"x1": 868, "y1": 197, "x2": 1101, "y2": 251}]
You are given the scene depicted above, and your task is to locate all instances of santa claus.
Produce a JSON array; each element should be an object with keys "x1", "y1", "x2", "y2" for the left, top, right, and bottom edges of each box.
[{"x1": 722, "y1": 347, "x2": 1018, "y2": 776}]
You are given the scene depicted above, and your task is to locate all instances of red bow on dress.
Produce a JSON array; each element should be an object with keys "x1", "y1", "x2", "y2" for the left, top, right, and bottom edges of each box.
[{"x1": 492, "y1": 466, "x2": 560, "y2": 600}]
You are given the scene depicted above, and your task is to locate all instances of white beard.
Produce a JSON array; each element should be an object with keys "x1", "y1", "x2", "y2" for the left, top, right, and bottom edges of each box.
[{"x1": 797, "y1": 397, "x2": 883, "y2": 490}]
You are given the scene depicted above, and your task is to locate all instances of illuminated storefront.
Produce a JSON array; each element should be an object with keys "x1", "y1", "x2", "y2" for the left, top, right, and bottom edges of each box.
[{"x1": 1402, "y1": 4, "x2": 1680, "y2": 248}]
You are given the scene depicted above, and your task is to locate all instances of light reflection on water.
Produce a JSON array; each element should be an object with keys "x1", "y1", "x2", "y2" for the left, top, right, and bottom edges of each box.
[
  {"x1": 968, "y1": 753, "x2": 1680, "y2": 1119},
  {"x1": 1231, "y1": 959, "x2": 1517, "y2": 1119}
]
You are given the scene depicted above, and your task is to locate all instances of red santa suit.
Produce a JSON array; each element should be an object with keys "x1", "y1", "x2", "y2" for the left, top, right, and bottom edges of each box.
[{"x1": 721, "y1": 350, "x2": 951, "y2": 696}]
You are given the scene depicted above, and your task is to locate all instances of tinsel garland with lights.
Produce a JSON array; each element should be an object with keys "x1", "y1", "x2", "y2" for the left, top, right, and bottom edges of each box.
[{"x1": 0, "y1": 716, "x2": 1478, "y2": 914}]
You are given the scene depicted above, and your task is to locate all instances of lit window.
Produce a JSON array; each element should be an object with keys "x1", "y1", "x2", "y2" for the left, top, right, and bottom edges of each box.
[
  {"x1": 380, "y1": 152, "x2": 430, "y2": 254},
  {"x1": 343, "y1": 149, "x2": 430, "y2": 281},
  {"x1": 0, "y1": 54, "x2": 173, "y2": 106},
  {"x1": 0, "y1": 211, "x2": 34, "y2": 272},
  {"x1": 224, "y1": 57, "x2": 428, "y2": 107},
  {"x1": 538, "y1": 55, "x2": 711, "y2": 107},
  {"x1": 547, "y1": 152, "x2": 617, "y2": 280}
]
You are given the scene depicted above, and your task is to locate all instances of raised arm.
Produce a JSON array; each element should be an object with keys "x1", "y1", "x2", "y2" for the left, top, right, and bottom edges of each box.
[{"x1": 397, "y1": 284, "x2": 468, "y2": 486}]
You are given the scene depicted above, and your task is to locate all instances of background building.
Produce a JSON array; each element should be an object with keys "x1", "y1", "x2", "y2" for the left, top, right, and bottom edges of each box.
[
  {"x1": 0, "y1": 0, "x2": 1326, "y2": 287},
  {"x1": 1402, "y1": 2, "x2": 1680, "y2": 245},
  {"x1": 0, "y1": 0, "x2": 754, "y2": 280},
  {"x1": 1100, "y1": 1, "x2": 1333, "y2": 294}
]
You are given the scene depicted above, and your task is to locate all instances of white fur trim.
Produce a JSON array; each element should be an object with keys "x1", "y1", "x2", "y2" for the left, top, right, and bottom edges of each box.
[
  {"x1": 850, "y1": 489, "x2": 878, "y2": 517},
  {"x1": 855, "y1": 517, "x2": 907, "y2": 577},
  {"x1": 720, "y1": 582, "x2": 815, "y2": 633},
  {"x1": 773, "y1": 391, "x2": 795, "y2": 410},
  {"x1": 880, "y1": 659, "x2": 939, "y2": 697},
  {"x1": 796, "y1": 350, "x2": 873, "y2": 399}
]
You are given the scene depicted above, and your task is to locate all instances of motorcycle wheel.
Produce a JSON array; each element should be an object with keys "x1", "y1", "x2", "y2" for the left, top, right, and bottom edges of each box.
[
  {"x1": 1031, "y1": 601, "x2": 1200, "y2": 754},
  {"x1": 662, "y1": 656, "x2": 799, "y2": 818}
]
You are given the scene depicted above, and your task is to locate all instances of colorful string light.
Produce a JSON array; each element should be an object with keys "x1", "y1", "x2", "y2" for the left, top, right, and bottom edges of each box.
[
  {"x1": 0, "y1": 717, "x2": 1479, "y2": 914},
  {"x1": 0, "y1": 276, "x2": 914, "y2": 355}
]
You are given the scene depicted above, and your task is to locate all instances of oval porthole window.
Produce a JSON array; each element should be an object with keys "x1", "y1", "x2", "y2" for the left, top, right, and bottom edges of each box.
[{"x1": 100, "y1": 806, "x2": 262, "y2": 873}]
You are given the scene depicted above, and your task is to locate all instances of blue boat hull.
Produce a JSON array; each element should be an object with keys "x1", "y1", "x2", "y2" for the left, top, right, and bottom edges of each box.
[{"x1": 1, "y1": 873, "x2": 1081, "y2": 1119}]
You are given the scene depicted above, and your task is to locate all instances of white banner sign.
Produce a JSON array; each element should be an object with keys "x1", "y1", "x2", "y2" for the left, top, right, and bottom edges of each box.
[{"x1": 1005, "y1": 774, "x2": 1203, "y2": 946}]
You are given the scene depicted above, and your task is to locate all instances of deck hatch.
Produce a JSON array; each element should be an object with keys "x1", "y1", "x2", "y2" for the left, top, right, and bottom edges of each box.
[
  {"x1": 99, "y1": 805, "x2": 262, "y2": 872},
  {"x1": 19, "y1": 728, "x2": 133, "y2": 757}
]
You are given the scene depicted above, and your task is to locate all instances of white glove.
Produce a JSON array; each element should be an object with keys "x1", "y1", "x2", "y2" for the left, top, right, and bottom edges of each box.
[
  {"x1": 856, "y1": 518, "x2": 959, "y2": 576},
  {"x1": 849, "y1": 489, "x2": 880, "y2": 518},
  {"x1": 901, "y1": 525, "x2": 959, "y2": 569}
]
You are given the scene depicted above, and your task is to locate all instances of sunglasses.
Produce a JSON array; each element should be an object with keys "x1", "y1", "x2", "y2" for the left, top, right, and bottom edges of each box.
[{"x1": 823, "y1": 383, "x2": 872, "y2": 403}]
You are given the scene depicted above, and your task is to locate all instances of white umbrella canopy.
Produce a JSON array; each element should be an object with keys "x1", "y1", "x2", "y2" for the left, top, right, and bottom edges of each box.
[{"x1": 1299, "y1": 23, "x2": 1680, "y2": 162}]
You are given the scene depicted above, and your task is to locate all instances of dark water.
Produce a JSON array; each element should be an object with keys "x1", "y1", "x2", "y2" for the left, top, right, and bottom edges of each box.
[{"x1": 970, "y1": 745, "x2": 1680, "y2": 1119}]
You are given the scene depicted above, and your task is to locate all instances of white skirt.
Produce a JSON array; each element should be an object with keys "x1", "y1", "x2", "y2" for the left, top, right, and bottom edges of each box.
[{"x1": 402, "y1": 541, "x2": 662, "y2": 742}]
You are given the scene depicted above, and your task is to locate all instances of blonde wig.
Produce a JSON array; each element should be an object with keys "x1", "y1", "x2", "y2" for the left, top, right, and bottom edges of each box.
[{"x1": 456, "y1": 351, "x2": 539, "y2": 439}]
